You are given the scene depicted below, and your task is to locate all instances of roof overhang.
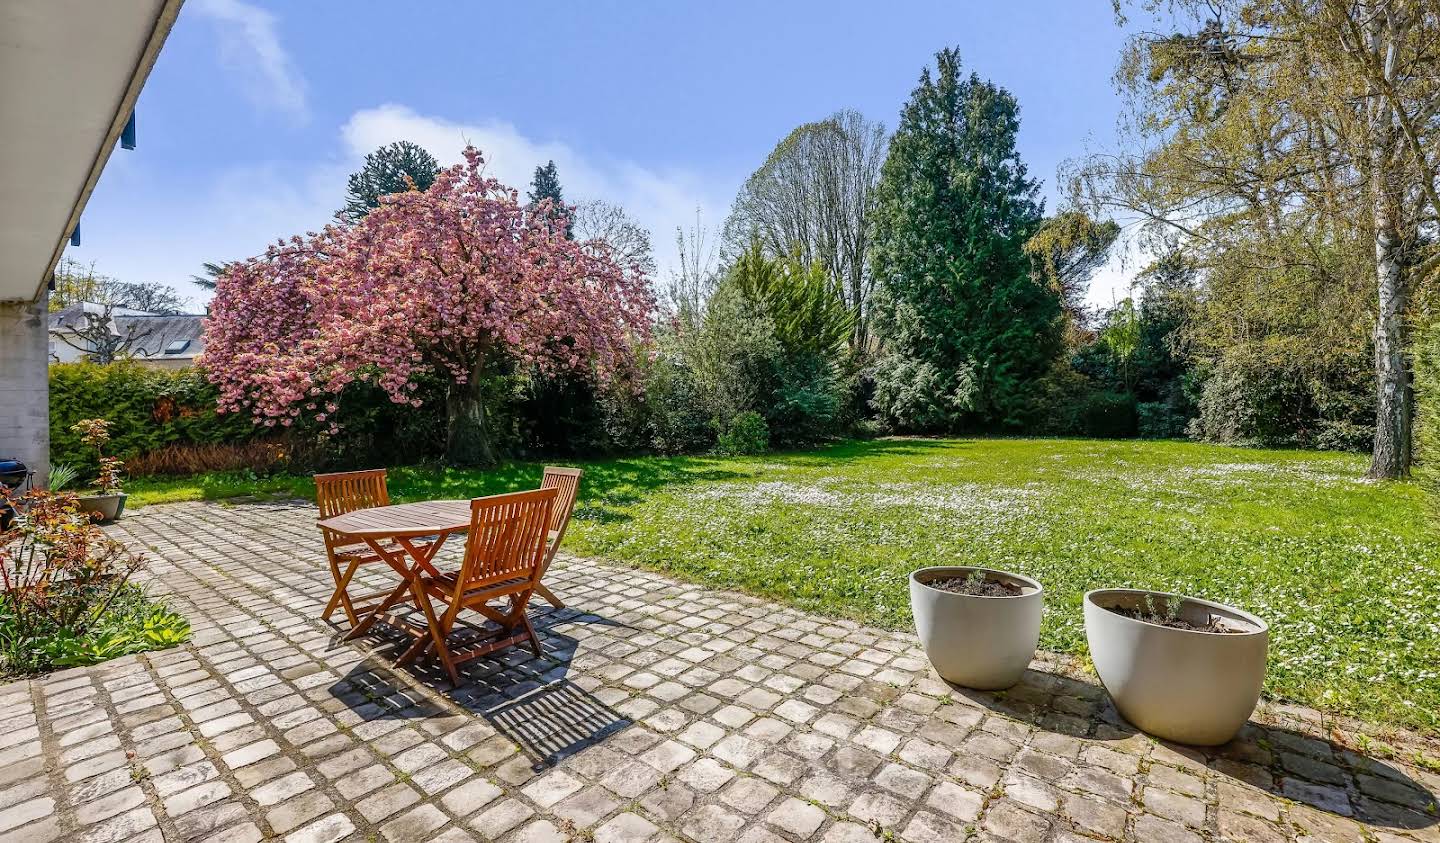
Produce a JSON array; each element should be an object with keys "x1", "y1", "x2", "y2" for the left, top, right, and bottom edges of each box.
[{"x1": 0, "y1": 0, "x2": 184, "y2": 303}]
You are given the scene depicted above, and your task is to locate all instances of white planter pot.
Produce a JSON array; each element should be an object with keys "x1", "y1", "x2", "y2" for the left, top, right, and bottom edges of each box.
[
  {"x1": 1084, "y1": 589, "x2": 1268, "y2": 746},
  {"x1": 910, "y1": 566, "x2": 1043, "y2": 690}
]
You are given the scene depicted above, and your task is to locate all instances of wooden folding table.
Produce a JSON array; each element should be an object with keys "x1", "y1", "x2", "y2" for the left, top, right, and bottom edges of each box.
[{"x1": 316, "y1": 500, "x2": 472, "y2": 644}]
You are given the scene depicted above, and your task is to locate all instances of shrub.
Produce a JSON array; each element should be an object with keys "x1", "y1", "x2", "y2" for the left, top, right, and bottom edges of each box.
[
  {"x1": 715, "y1": 411, "x2": 770, "y2": 455},
  {"x1": 770, "y1": 352, "x2": 845, "y2": 448},
  {"x1": 0, "y1": 489, "x2": 188, "y2": 675},
  {"x1": 50, "y1": 362, "x2": 259, "y2": 474},
  {"x1": 1186, "y1": 353, "x2": 1371, "y2": 450},
  {"x1": 1136, "y1": 401, "x2": 1189, "y2": 439},
  {"x1": 1416, "y1": 317, "x2": 1440, "y2": 507},
  {"x1": 1078, "y1": 391, "x2": 1138, "y2": 438},
  {"x1": 645, "y1": 356, "x2": 714, "y2": 455}
]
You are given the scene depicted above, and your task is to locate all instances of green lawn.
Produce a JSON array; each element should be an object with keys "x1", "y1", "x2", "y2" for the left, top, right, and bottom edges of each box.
[{"x1": 128, "y1": 438, "x2": 1440, "y2": 734}]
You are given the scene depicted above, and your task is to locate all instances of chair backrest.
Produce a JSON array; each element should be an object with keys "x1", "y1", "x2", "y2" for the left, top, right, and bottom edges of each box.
[
  {"x1": 458, "y1": 488, "x2": 557, "y2": 592},
  {"x1": 314, "y1": 469, "x2": 390, "y2": 519},
  {"x1": 540, "y1": 466, "x2": 583, "y2": 544}
]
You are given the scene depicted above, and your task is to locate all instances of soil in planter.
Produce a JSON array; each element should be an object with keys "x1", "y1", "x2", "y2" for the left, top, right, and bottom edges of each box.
[
  {"x1": 925, "y1": 573, "x2": 1024, "y2": 598},
  {"x1": 1103, "y1": 601, "x2": 1249, "y2": 634}
]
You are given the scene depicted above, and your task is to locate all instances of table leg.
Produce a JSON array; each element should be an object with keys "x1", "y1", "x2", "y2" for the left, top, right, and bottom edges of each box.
[{"x1": 343, "y1": 531, "x2": 456, "y2": 642}]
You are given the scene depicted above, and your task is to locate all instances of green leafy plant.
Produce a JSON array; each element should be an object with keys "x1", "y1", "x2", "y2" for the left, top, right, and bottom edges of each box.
[
  {"x1": 715, "y1": 412, "x2": 770, "y2": 456},
  {"x1": 140, "y1": 607, "x2": 191, "y2": 647},
  {"x1": 47, "y1": 463, "x2": 79, "y2": 492},
  {"x1": 0, "y1": 488, "x2": 187, "y2": 675}
]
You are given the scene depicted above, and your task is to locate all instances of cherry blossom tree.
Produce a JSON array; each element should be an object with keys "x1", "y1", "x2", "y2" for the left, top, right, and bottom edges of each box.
[{"x1": 204, "y1": 147, "x2": 655, "y2": 465}]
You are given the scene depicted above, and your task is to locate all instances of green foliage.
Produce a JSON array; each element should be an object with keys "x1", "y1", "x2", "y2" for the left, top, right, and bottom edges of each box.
[
  {"x1": 338, "y1": 141, "x2": 440, "y2": 224},
  {"x1": 1136, "y1": 401, "x2": 1190, "y2": 439},
  {"x1": 528, "y1": 160, "x2": 572, "y2": 238},
  {"x1": 870, "y1": 48, "x2": 1060, "y2": 431},
  {"x1": 0, "y1": 489, "x2": 190, "y2": 676},
  {"x1": 641, "y1": 355, "x2": 714, "y2": 455},
  {"x1": 47, "y1": 463, "x2": 79, "y2": 491},
  {"x1": 714, "y1": 411, "x2": 770, "y2": 456},
  {"x1": 1023, "y1": 211, "x2": 1121, "y2": 320},
  {"x1": 0, "y1": 585, "x2": 189, "y2": 674},
  {"x1": 1417, "y1": 317, "x2": 1440, "y2": 509},
  {"x1": 1077, "y1": 391, "x2": 1138, "y2": 438},
  {"x1": 687, "y1": 271, "x2": 852, "y2": 450},
  {"x1": 1029, "y1": 362, "x2": 1137, "y2": 438},
  {"x1": 1188, "y1": 353, "x2": 1372, "y2": 451},
  {"x1": 729, "y1": 242, "x2": 856, "y2": 357},
  {"x1": 49, "y1": 363, "x2": 261, "y2": 476},
  {"x1": 518, "y1": 370, "x2": 612, "y2": 457}
]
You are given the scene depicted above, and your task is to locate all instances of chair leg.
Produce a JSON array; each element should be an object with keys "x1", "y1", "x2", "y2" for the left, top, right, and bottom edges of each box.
[
  {"x1": 520, "y1": 609, "x2": 542, "y2": 657},
  {"x1": 324, "y1": 558, "x2": 362, "y2": 626},
  {"x1": 408, "y1": 579, "x2": 460, "y2": 687},
  {"x1": 534, "y1": 582, "x2": 565, "y2": 609},
  {"x1": 344, "y1": 578, "x2": 410, "y2": 641}
]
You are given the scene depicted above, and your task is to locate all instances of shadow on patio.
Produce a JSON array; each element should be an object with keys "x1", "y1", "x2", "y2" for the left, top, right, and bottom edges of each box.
[
  {"x1": 324, "y1": 606, "x2": 636, "y2": 771},
  {"x1": 948, "y1": 668, "x2": 1440, "y2": 831}
]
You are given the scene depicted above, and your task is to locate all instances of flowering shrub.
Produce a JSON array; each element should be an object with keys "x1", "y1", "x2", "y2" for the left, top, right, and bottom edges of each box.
[
  {"x1": 0, "y1": 489, "x2": 188, "y2": 673},
  {"x1": 204, "y1": 146, "x2": 655, "y2": 465}
]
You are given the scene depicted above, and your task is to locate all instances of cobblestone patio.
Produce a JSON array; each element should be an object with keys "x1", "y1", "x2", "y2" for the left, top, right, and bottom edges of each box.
[{"x1": 2, "y1": 499, "x2": 1437, "y2": 842}]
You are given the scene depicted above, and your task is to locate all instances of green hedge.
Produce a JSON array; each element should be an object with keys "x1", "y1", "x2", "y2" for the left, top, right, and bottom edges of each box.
[
  {"x1": 49, "y1": 363, "x2": 259, "y2": 474},
  {"x1": 1417, "y1": 320, "x2": 1440, "y2": 506}
]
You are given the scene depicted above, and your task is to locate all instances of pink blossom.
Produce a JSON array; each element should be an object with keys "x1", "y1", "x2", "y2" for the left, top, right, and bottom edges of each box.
[{"x1": 203, "y1": 146, "x2": 655, "y2": 429}]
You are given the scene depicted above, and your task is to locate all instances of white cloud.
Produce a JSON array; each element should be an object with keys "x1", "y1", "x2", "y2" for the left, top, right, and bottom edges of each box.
[
  {"x1": 340, "y1": 105, "x2": 730, "y2": 283},
  {"x1": 72, "y1": 105, "x2": 733, "y2": 305},
  {"x1": 191, "y1": 0, "x2": 308, "y2": 123}
]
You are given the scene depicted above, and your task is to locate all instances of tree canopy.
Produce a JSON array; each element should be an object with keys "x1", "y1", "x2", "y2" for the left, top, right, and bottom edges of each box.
[
  {"x1": 528, "y1": 160, "x2": 572, "y2": 238},
  {"x1": 1075, "y1": 0, "x2": 1440, "y2": 477},
  {"x1": 722, "y1": 111, "x2": 886, "y2": 349},
  {"x1": 869, "y1": 48, "x2": 1058, "y2": 430},
  {"x1": 337, "y1": 141, "x2": 440, "y2": 225},
  {"x1": 206, "y1": 147, "x2": 654, "y2": 465}
]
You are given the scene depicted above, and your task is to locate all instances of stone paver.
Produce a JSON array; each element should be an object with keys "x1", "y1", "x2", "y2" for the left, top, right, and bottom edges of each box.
[{"x1": 0, "y1": 499, "x2": 1433, "y2": 842}]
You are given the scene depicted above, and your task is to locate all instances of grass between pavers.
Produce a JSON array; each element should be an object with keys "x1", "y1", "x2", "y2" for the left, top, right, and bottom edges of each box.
[{"x1": 126, "y1": 437, "x2": 1440, "y2": 735}]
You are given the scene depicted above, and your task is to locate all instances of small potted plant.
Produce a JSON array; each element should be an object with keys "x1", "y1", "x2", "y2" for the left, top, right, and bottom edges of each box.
[
  {"x1": 1084, "y1": 588, "x2": 1268, "y2": 745},
  {"x1": 70, "y1": 419, "x2": 127, "y2": 522},
  {"x1": 910, "y1": 566, "x2": 1043, "y2": 690}
]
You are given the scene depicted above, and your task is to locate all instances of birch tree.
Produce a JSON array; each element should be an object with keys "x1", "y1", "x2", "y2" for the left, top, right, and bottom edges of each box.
[{"x1": 1078, "y1": 0, "x2": 1440, "y2": 478}]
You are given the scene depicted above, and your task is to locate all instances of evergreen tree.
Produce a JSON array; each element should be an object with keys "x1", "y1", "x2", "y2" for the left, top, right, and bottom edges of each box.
[
  {"x1": 337, "y1": 141, "x2": 440, "y2": 224},
  {"x1": 869, "y1": 48, "x2": 1058, "y2": 430},
  {"x1": 528, "y1": 160, "x2": 572, "y2": 238}
]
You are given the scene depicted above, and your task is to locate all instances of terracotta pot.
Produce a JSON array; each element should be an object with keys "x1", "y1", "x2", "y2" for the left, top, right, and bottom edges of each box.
[
  {"x1": 910, "y1": 566, "x2": 1043, "y2": 690},
  {"x1": 1084, "y1": 588, "x2": 1267, "y2": 746}
]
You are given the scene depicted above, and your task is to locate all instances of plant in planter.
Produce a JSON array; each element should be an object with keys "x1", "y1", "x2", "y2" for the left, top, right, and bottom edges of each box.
[
  {"x1": 0, "y1": 488, "x2": 189, "y2": 674},
  {"x1": 1084, "y1": 588, "x2": 1268, "y2": 746},
  {"x1": 910, "y1": 566, "x2": 1043, "y2": 690},
  {"x1": 70, "y1": 418, "x2": 127, "y2": 521}
]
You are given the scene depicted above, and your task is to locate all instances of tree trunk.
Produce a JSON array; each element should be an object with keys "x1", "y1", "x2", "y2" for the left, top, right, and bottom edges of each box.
[
  {"x1": 445, "y1": 365, "x2": 495, "y2": 467},
  {"x1": 1368, "y1": 217, "x2": 1411, "y2": 479},
  {"x1": 1364, "y1": 10, "x2": 1412, "y2": 481}
]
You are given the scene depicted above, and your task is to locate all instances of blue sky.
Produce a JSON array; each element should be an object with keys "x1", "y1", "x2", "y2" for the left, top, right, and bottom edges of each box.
[{"x1": 68, "y1": 0, "x2": 1135, "y2": 310}]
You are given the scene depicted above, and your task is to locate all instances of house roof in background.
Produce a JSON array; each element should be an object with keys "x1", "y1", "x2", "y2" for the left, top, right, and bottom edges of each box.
[{"x1": 121, "y1": 313, "x2": 205, "y2": 359}]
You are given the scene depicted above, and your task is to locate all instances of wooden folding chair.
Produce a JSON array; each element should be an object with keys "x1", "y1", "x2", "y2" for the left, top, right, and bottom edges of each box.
[
  {"x1": 315, "y1": 469, "x2": 425, "y2": 626},
  {"x1": 535, "y1": 466, "x2": 582, "y2": 608},
  {"x1": 399, "y1": 488, "x2": 557, "y2": 686}
]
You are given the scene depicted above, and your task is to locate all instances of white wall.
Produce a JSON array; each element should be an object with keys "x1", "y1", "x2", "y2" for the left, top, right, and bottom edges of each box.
[{"x1": 0, "y1": 292, "x2": 50, "y2": 488}]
